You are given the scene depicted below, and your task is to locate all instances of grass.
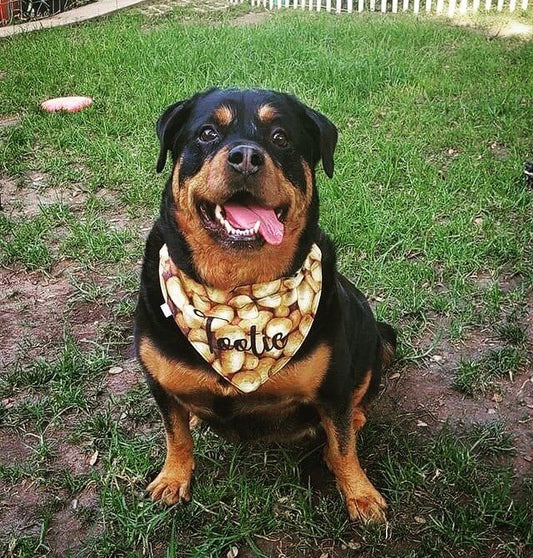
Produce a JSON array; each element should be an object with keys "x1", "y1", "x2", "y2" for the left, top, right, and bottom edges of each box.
[
  {"x1": 0, "y1": 201, "x2": 136, "y2": 270},
  {"x1": 454, "y1": 310, "x2": 529, "y2": 395},
  {"x1": 0, "y1": 2, "x2": 532, "y2": 557}
]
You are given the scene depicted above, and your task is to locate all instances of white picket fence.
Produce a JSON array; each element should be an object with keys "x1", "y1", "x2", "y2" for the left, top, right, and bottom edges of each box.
[{"x1": 229, "y1": 0, "x2": 529, "y2": 15}]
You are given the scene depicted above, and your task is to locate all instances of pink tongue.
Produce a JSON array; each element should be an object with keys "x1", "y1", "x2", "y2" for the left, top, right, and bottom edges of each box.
[{"x1": 224, "y1": 204, "x2": 284, "y2": 246}]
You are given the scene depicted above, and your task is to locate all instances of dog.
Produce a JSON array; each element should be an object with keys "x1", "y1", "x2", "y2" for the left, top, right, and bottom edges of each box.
[{"x1": 135, "y1": 88, "x2": 396, "y2": 523}]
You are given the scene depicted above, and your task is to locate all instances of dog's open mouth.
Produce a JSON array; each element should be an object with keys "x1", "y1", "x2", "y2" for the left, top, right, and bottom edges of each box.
[{"x1": 199, "y1": 196, "x2": 286, "y2": 247}]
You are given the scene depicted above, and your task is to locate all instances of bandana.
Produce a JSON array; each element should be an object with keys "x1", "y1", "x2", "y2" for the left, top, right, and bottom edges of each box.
[{"x1": 159, "y1": 243, "x2": 322, "y2": 393}]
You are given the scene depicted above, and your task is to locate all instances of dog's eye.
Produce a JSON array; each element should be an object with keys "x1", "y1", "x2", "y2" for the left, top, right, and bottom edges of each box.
[
  {"x1": 199, "y1": 126, "x2": 219, "y2": 143},
  {"x1": 271, "y1": 130, "x2": 289, "y2": 148}
]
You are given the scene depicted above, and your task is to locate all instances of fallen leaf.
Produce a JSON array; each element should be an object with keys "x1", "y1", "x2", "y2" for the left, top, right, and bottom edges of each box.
[
  {"x1": 430, "y1": 355, "x2": 444, "y2": 362},
  {"x1": 347, "y1": 541, "x2": 362, "y2": 550},
  {"x1": 416, "y1": 420, "x2": 428, "y2": 428},
  {"x1": 89, "y1": 450, "x2": 99, "y2": 466},
  {"x1": 108, "y1": 366, "x2": 123, "y2": 375},
  {"x1": 2, "y1": 398, "x2": 15, "y2": 409},
  {"x1": 414, "y1": 516, "x2": 427, "y2": 524},
  {"x1": 389, "y1": 373, "x2": 401, "y2": 380}
]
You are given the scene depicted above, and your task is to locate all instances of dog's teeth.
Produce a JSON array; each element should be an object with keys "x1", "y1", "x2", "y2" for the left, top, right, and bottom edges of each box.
[{"x1": 220, "y1": 220, "x2": 258, "y2": 238}]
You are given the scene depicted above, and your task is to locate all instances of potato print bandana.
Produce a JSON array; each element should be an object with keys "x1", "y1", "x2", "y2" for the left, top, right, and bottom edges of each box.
[{"x1": 159, "y1": 243, "x2": 322, "y2": 393}]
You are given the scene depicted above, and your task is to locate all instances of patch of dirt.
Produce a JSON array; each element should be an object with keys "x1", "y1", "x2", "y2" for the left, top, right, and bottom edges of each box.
[
  {"x1": 0, "y1": 114, "x2": 21, "y2": 129},
  {"x1": 104, "y1": 356, "x2": 142, "y2": 397},
  {"x1": 232, "y1": 11, "x2": 270, "y2": 25},
  {"x1": 0, "y1": 477, "x2": 101, "y2": 555},
  {"x1": 139, "y1": 0, "x2": 229, "y2": 17},
  {"x1": 0, "y1": 264, "x2": 130, "y2": 372},
  {"x1": 376, "y1": 294, "x2": 533, "y2": 476},
  {"x1": 487, "y1": 21, "x2": 533, "y2": 39},
  {"x1": 70, "y1": 298, "x2": 114, "y2": 342},
  {"x1": 46, "y1": 500, "x2": 101, "y2": 557},
  {"x1": 453, "y1": 17, "x2": 533, "y2": 39},
  {"x1": 0, "y1": 268, "x2": 74, "y2": 370},
  {"x1": 488, "y1": 141, "x2": 510, "y2": 161},
  {"x1": 0, "y1": 479, "x2": 48, "y2": 541},
  {"x1": 1, "y1": 175, "x2": 120, "y2": 219},
  {"x1": 51, "y1": 438, "x2": 93, "y2": 476},
  {"x1": 1, "y1": 160, "x2": 148, "y2": 553},
  {"x1": 0, "y1": 263, "x2": 138, "y2": 553},
  {"x1": 2, "y1": 174, "x2": 84, "y2": 218},
  {"x1": 0, "y1": 430, "x2": 32, "y2": 466}
]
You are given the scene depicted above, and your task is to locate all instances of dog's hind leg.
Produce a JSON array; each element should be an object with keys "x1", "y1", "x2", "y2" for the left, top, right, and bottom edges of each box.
[{"x1": 318, "y1": 374, "x2": 387, "y2": 523}]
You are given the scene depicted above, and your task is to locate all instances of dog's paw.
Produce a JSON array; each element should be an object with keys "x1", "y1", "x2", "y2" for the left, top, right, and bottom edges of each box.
[
  {"x1": 146, "y1": 472, "x2": 192, "y2": 505},
  {"x1": 345, "y1": 486, "x2": 387, "y2": 523}
]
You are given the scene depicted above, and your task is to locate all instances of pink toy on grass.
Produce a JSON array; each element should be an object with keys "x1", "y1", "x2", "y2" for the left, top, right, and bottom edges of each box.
[{"x1": 41, "y1": 96, "x2": 93, "y2": 113}]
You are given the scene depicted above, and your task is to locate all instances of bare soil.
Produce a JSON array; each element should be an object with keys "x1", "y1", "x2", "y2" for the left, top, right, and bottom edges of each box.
[
  {"x1": 376, "y1": 325, "x2": 533, "y2": 475},
  {"x1": 1, "y1": 174, "x2": 119, "y2": 219},
  {"x1": 0, "y1": 267, "x2": 73, "y2": 370}
]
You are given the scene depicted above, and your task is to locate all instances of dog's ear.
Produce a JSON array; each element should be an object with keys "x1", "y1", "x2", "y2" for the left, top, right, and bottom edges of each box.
[
  {"x1": 303, "y1": 107, "x2": 338, "y2": 179},
  {"x1": 156, "y1": 100, "x2": 191, "y2": 173}
]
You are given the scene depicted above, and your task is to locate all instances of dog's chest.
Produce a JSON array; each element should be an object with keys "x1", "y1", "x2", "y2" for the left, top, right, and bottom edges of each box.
[{"x1": 140, "y1": 337, "x2": 330, "y2": 416}]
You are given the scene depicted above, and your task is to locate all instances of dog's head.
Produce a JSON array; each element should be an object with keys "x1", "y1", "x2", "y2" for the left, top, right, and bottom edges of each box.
[{"x1": 156, "y1": 88, "x2": 337, "y2": 289}]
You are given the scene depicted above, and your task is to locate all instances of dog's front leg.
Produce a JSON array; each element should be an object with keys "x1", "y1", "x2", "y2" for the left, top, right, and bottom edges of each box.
[
  {"x1": 146, "y1": 378, "x2": 194, "y2": 505},
  {"x1": 318, "y1": 404, "x2": 387, "y2": 523}
]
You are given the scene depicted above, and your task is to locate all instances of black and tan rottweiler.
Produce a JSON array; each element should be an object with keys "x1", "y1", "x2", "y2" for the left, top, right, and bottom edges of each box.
[{"x1": 135, "y1": 88, "x2": 396, "y2": 522}]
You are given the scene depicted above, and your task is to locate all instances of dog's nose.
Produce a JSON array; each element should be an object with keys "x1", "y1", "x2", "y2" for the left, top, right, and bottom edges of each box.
[{"x1": 227, "y1": 144, "x2": 265, "y2": 176}]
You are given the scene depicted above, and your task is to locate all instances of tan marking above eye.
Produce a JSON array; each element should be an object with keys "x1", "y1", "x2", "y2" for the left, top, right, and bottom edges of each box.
[
  {"x1": 257, "y1": 104, "x2": 279, "y2": 124},
  {"x1": 212, "y1": 105, "x2": 235, "y2": 127}
]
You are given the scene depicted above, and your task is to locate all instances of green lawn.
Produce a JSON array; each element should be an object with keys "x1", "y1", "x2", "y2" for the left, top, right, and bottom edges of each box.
[{"x1": 0, "y1": 2, "x2": 532, "y2": 557}]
